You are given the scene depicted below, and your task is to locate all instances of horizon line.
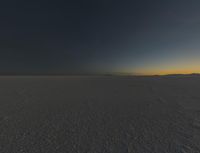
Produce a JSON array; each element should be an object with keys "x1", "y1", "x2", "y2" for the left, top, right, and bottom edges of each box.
[{"x1": 0, "y1": 73, "x2": 199, "y2": 77}]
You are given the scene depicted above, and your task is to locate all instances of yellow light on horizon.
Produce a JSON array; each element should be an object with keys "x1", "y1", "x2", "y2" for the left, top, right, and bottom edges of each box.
[{"x1": 121, "y1": 56, "x2": 200, "y2": 76}]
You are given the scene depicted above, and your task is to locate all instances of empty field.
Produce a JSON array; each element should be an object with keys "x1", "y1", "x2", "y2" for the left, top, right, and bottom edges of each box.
[{"x1": 0, "y1": 76, "x2": 200, "y2": 153}]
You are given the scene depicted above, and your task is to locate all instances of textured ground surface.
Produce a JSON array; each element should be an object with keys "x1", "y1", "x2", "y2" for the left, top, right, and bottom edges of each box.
[{"x1": 0, "y1": 76, "x2": 200, "y2": 153}]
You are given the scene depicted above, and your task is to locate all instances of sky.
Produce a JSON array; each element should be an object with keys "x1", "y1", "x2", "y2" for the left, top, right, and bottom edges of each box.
[{"x1": 1, "y1": 0, "x2": 200, "y2": 75}]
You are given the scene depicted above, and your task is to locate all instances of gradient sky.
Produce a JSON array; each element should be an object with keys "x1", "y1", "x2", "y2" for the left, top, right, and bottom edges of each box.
[{"x1": 1, "y1": 0, "x2": 200, "y2": 75}]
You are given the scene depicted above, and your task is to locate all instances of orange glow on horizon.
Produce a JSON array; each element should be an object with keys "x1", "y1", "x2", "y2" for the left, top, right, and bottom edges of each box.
[
  {"x1": 132, "y1": 66, "x2": 200, "y2": 75},
  {"x1": 133, "y1": 65, "x2": 200, "y2": 75},
  {"x1": 134, "y1": 70, "x2": 200, "y2": 76},
  {"x1": 117, "y1": 53, "x2": 200, "y2": 76}
]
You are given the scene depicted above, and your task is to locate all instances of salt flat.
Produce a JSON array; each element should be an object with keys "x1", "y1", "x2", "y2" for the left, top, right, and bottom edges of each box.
[{"x1": 0, "y1": 76, "x2": 200, "y2": 153}]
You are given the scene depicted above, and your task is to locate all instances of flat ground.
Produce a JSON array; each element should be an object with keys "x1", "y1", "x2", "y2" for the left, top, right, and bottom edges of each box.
[{"x1": 0, "y1": 76, "x2": 200, "y2": 153}]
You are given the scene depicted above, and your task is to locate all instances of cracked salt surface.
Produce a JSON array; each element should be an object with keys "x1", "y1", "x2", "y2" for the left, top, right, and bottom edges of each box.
[{"x1": 0, "y1": 76, "x2": 199, "y2": 153}]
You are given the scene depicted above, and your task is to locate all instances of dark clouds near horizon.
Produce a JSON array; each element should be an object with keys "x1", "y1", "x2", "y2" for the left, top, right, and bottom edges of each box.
[{"x1": 1, "y1": 0, "x2": 200, "y2": 74}]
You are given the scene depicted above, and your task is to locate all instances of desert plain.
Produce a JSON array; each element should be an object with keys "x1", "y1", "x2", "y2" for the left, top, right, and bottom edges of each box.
[{"x1": 0, "y1": 76, "x2": 200, "y2": 153}]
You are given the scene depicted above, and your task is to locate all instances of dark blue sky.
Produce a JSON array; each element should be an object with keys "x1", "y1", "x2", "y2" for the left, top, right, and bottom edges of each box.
[{"x1": 1, "y1": 0, "x2": 200, "y2": 75}]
